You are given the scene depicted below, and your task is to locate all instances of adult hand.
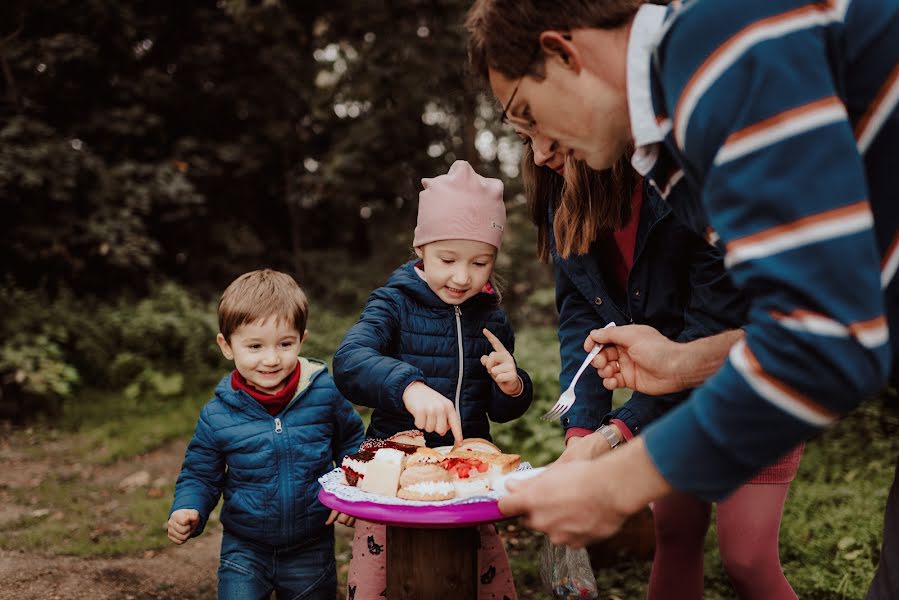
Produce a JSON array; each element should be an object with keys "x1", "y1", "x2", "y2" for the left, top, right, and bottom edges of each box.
[
  {"x1": 326, "y1": 509, "x2": 356, "y2": 528},
  {"x1": 498, "y1": 438, "x2": 672, "y2": 547},
  {"x1": 585, "y1": 324, "x2": 688, "y2": 395},
  {"x1": 167, "y1": 508, "x2": 200, "y2": 545},
  {"x1": 402, "y1": 381, "x2": 463, "y2": 443},
  {"x1": 556, "y1": 430, "x2": 613, "y2": 464},
  {"x1": 481, "y1": 328, "x2": 523, "y2": 396}
]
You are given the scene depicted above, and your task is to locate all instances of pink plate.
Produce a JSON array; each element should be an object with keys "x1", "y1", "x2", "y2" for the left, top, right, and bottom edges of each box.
[{"x1": 318, "y1": 488, "x2": 511, "y2": 528}]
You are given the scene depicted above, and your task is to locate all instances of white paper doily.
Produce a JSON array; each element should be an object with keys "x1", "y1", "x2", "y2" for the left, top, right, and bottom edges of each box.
[{"x1": 318, "y1": 462, "x2": 533, "y2": 507}]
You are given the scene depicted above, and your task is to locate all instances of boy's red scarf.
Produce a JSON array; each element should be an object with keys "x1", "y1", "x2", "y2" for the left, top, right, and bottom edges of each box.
[{"x1": 231, "y1": 362, "x2": 302, "y2": 416}]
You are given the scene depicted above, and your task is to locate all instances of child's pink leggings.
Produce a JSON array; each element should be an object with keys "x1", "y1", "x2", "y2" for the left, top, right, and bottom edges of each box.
[
  {"x1": 346, "y1": 520, "x2": 517, "y2": 600},
  {"x1": 647, "y1": 444, "x2": 803, "y2": 600}
]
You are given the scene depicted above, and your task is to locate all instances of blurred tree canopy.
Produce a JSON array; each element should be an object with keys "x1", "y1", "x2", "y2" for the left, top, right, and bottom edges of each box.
[
  {"x1": 0, "y1": 0, "x2": 555, "y2": 419},
  {"x1": 0, "y1": 0, "x2": 541, "y2": 303}
]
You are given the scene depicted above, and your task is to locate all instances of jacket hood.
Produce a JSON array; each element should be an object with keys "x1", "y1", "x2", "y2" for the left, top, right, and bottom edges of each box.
[
  {"x1": 385, "y1": 259, "x2": 497, "y2": 309},
  {"x1": 214, "y1": 356, "x2": 327, "y2": 413}
]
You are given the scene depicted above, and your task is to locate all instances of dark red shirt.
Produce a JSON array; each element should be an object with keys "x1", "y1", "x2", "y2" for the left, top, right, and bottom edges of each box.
[
  {"x1": 231, "y1": 362, "x2": 302, "y2": 416},
  {"x1": 604, "y1": 178, "x2": 643, "y2": 292}
]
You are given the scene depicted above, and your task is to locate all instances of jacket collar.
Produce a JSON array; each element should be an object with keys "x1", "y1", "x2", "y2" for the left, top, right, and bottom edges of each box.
[{"x1": 216, "y1": 356, "x2": 327, "y2": 413}]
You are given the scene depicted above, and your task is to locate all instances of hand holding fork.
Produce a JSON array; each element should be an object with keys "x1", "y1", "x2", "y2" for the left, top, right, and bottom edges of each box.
[{"x1": 542, "y1": 322, "x2": 616, "y2": 421}]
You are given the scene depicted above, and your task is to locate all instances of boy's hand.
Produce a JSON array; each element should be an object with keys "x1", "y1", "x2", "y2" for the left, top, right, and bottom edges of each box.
[
  {"x1": 481, "y1": 329, "x2": 523, "y2": 396},
  {"x1": 167, "y1": 509, "x2": 200, "y2": 545},
  {"x1": 326, "y1": 509, "x2": 356, "y2": 528},
  {"x1": 402, "y1": 382, "x2": 463, "y2": 443}
]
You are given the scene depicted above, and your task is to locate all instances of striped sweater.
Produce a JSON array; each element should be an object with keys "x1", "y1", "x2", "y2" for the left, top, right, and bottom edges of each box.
[{"x1": 640, "y1": 0, "x2": 899, "y2": 500}]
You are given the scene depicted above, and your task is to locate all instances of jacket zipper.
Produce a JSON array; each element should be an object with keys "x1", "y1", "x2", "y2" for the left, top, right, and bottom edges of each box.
[
  {"x1": 453, "y1": 305, "x2": 464, "y2": 418},
  {"x1": 272, "y1": 417, "x2": 290, "y2": 539}
]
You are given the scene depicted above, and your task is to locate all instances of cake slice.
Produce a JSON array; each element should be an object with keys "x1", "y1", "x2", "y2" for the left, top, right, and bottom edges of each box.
[
  {"x1": 340, "y1": 449, "x2": 376, "y2": 486},
  {"x1": 359, "y1": 447, "x2": 405, "y2": 497}
]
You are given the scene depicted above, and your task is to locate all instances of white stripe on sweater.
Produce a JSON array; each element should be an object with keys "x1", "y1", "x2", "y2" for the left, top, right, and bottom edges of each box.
[
  {"x1": 714, "y1": 100, "x2": 847, "y2": 166},
  {"x1": 724, "y1": 204, "x2": 873, "y2": 268},
  {"x1": 729, "y1": 340, "x2": 837, "y2": 427},
  {"x1": 675, "y1": 3, "x2": 846, "y2": 149}
]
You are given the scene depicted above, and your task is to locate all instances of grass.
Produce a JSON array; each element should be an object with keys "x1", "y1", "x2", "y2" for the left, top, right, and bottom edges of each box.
[{"x1": 2, "y1": 324, "x2": 897, "y2": 598}]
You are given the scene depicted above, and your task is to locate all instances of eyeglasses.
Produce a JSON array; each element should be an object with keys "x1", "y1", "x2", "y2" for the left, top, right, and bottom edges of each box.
[{"x1": 498, "y1": 43, "x2": 542, "y2": 135}]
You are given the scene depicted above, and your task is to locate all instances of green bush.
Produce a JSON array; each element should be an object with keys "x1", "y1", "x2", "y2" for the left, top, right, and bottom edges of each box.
[{"x1": 0, "y1": 281, "x2": 225, "y2": 420}]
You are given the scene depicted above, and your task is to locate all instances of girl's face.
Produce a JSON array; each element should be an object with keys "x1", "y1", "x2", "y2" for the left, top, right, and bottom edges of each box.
[
  {"x1": 216, "y1": 317, "x2": 304, "y2": 394},
  {"x1": 416, "y1": 240, "x2": 497, "y2": 305}
]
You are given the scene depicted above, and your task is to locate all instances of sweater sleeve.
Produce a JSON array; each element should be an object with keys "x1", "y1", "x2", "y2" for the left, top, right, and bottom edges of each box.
[
  {"x1": 332, "y1": 288, "x2": 425, "y2": 412},
  {"x1": 643, "y1": 0, "x2": 892, "y2": 500},
  {"x1": 170, "y1": 405, "x2": 225, "y2": 537}
]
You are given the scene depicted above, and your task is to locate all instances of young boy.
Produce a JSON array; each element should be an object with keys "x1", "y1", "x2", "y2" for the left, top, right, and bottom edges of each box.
[{"x1": 167, "y1": 269, "x2": 364, "y2": 599}]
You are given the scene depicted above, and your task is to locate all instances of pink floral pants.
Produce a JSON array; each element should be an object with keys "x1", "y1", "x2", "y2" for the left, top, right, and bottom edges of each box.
[{"x1": 346, "y1": 519, "x2": 517, "y2": 600}]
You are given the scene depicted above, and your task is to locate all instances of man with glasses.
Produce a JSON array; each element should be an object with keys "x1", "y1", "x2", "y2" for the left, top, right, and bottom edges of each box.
[{"x1": 467, "y1": 0, "x2": 899, "y2": 597}]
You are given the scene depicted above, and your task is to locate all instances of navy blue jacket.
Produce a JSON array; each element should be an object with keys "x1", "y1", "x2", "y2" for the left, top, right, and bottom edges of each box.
[
  {"x1": 333, "y1": 260, "x2": 533, "y2": 446},
  {"x1": 554, "y1": 181, "x2": 747, "y2": 436},
  {"x1": 170, "y1": 357, "x2": 365, "y2": 547}
]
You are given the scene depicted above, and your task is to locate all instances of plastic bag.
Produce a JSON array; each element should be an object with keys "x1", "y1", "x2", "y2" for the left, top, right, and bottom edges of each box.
[{"x1": 539, "y1": 534, "x2": 599, "y2": 599}]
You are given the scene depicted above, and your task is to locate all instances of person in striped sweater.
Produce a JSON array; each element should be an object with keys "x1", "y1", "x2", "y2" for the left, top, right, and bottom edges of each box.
[{"x1": 466, "y1": 0, "x2": 898, "y2": 597}]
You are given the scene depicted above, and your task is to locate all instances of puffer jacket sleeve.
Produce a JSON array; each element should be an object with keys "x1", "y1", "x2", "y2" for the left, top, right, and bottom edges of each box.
[
  {"x1": 486, "y1": 309, "x2": 533, "y2": 423},
  {"x1": 331, "y1": 389, "x2": 366, "y2": 465},
  {"x1": 333, "y1": 288, "x2": 425, "y2": 412},
  {"x1": 169, "y1": 404, "x2": 225, "y2": 537}
]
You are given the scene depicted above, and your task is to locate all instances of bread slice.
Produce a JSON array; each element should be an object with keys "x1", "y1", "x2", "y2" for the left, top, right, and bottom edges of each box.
[
  {"x1": 405, "y1": 447, "x2": 445, "y2": 466},
  {"x1": 388, "y1": 429, "x2": 426, "y2": 447},
  {"x1": 447, "y1": 450, "x2": 520, "y2": 489},
  {"x1": 452, "y1": 437, "x2": 501, "y2": 454}
]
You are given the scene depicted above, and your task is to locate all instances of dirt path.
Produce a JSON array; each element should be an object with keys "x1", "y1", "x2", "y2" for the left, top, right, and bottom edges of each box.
[{"x1": 0, "y1": 437, "x2": 221, "y2": 599}]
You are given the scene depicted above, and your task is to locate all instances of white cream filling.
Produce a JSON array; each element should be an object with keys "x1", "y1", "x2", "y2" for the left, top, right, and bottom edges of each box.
[
  {"x1": 341, "y1": 458, "x2": 368, "y2": 475},
  {"x1": 404, "y1": 481, "x2": 455, "y2": 495}
]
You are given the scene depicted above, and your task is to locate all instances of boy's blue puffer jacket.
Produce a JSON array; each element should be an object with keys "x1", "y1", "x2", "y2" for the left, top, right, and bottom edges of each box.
[
  {"x1": 169, "y1": 357, "x2": 365, "y2": 548},
  {"x1": 333, "y1": 260, "x2": 533, "y2": 447}
]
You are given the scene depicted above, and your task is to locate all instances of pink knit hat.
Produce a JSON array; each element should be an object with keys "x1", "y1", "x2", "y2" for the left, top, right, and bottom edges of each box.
[{"x1": 413, "y1": 160, "x2": 506, "y2": 250}]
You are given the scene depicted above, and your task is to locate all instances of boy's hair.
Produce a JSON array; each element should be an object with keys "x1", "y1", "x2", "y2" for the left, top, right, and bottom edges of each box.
[
  {"x1": 523, "y1": 145, "x2": 635, "y2": 261},
  {"x1": 466, "y1": 0, "x2": 642, "y2": 83},
  {"x1": 218, "y1": 269, "x2": 309, "y2": 341}
]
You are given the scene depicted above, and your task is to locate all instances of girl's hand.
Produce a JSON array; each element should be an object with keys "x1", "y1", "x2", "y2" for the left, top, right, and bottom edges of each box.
[
  {"x1": 326, "y1": 509, "x2": 356, "y2": 528},
  {"x1": 402, "y1": 382, "x2": 463, "y2": 443},
  {"x1": 481, "y1": 328, "x2": 523, "y2": 396},
  {"x1": 556, "y1": 431, "x2": 614, "y2": 464},
  {"x1": 167, "y1": 508, "x2": 200, "y2": 545}
]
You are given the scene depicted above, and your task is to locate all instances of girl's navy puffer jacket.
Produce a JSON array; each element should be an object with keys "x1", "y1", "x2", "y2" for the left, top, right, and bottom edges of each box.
[
  {"x1": 333, "y1": 260, "x2": 533, "y2": 447},
  {"x1": 170, "y1": 358, "x2": 365, "y2": 547}
]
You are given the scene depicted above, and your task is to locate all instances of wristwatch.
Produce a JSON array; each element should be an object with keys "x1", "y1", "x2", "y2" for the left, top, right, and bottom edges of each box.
[{"x1": 596, "y1": 424, "x2": 623, "y2": 449}]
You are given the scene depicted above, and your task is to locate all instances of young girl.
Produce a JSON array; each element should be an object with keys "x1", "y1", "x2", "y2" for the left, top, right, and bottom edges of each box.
[
  {"x1": 333, "y1": 159, "x2": 533, "y2": 600},
  {"x1": 522, "y1": 140, "x2": 803, "y2": 600}
]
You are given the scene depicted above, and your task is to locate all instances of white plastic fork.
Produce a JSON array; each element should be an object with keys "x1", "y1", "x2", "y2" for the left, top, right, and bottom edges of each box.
[{"x1": 542, "y1": 322, "x2": 616, "y2": 421}]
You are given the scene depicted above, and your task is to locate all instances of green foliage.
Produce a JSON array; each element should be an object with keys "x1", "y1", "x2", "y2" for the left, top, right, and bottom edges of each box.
[{"x1": 0, "y1": 281, "x2": 224, "y2": 420}]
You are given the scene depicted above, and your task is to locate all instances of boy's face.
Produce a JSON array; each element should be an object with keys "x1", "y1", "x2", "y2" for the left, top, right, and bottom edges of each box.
[
  {"x1": 216, "y1": 317, "x2": 305, "y2": 394},
  {"x1": 416, "y1": 240, "x2": 496, "y2": 305},
  {"x1": 488, "y1": 30, "x2": 632, "y2": 171}
]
